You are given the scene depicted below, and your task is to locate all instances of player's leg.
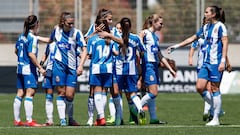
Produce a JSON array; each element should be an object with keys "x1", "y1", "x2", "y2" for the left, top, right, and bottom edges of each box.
[
  {"x1": 107, "y1": 89, "x2": 116, "y2": 124},
  {"x1": 65, "y1": 68, "x2": 80, "y2": 126},
  {"x1": 13, "y1": 88, "x2": 25, "y2": 126},
  {"x1": 23, "y1": 74, "x2": 42, "y2": 127},
  {"x1": 52, "y1": 61, "x2": 67, "y2": 126},
  {"x1": 127, "y1": 98, "x2": 138, "y2": 125},
  {"x1": 140, "y1": 64, "x2": 160, "y2": 125},
  {"x1": 14, "y1": 75, "x2": 25, "y2": 126},
  {"x1": 102, "y1": 88, "x2": 108, "y2": 114},
  {"x1": 128, "y1": 75, "x2": 143, "y2": 113},
  {"x1": 45, "y1": 88, "x2": 54, "y2": 126},
  {"x1": 126, "y1": 75, "x2": 146, "y2": 125},
  {"x1": 56, "y1": 86, "x2": 67, "y2": 126},
  {"x1": 108, "y1": 75, "x2": 122, "y2": 125},
  {"x1": 196, "y1": 66, "x2": 214, "y2": 123},
  {"x1": 203, "y1": 82, "x2": 212, "y2": 121},
  {"x1": 65, "y1": 86, "x2": 80, "y2": 126},
  {"x1": 94, "y1": 86, "x2": 105, "y2": 126},
  {"x1": 24, "y1": 87, "x2": 42, "y2": 126},
  {"x1": 148, "y1": 98, "x2": 167, "y2": 124},
  {"x1": 202, "y1": 64, "x2": 222, "y2": 126},
  {"x1": 42, "y1": 76, "x2": 54, "y2": 126},
  {"x1": 110, "y1": 82, "x2": 122, "y2": 126},
  {"x1": 206, "y1": 82, "x2": 222, "y2": 126},
  {"x1": 87, "y1": 85, "x2": 95, "y2": 126},
  {"x1": 91, "y1": 74, "x2": 106, "y2": 126}
]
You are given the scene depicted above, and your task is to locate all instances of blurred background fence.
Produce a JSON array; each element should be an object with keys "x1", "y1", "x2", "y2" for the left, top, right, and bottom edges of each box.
[{"x1": 0, "y1": 0, "x2": 240, "y2": 44}]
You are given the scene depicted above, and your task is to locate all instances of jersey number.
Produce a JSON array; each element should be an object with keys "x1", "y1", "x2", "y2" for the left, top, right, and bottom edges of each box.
[{"x1": 97, "y1": 45, "x2": 110, "y2": 58}]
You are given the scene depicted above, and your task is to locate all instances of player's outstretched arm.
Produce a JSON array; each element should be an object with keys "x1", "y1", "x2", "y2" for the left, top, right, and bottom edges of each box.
[{"x1": 166, "y1": 34, "x2": 197, "y2": 54}]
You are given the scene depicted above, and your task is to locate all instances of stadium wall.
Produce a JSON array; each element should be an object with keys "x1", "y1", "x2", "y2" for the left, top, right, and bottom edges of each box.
[{"x1": 1, "y1": 66, "x2": 240, "y2": 94}]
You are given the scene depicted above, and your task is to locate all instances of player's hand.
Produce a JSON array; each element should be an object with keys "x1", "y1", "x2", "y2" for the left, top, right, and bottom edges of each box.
[
  {"x1": 166, "y1": 44, "x2": 180, "y2": 54},
  {"x1": 95, "y1": 23, "x2": 105, "y2": 32},
  {"x1": 38, "y1": 67, "x2": 46, "y2": 76},
  {"x1": 226, "y1": 63, "x2": 232, "y2": 73},
  {"x1": 188, "y1": 58, "x2": 193, "y2": 66},
  {"x1": 170, "y1": 69, "x2": 177, "y2": 78},
  {"x1": 218, "y1": 62, "x2": 225, "y2": 72},
  {"x1": 160, "y1": 58, "x2": 177, "y2": 72},
  {"x1": 166, "y1": 46, "x2": 175, "y2": 54},
  {"x1": 77, "y1": 66, "x2": 84, "y2": 76}
]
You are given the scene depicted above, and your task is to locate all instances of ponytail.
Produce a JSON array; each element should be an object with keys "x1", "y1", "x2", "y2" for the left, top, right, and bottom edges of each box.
[
  {"x1": 120, "y1": 17, "x2": 131, "y2": 55},
  {"x1": 23, "y1": 15, "x2": 38, "y2": 37}
]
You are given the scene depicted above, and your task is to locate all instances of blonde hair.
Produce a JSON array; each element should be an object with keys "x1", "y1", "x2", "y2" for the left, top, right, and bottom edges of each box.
[{"x1": 143, "y1": 14, "x2": 162, "y2": 29}]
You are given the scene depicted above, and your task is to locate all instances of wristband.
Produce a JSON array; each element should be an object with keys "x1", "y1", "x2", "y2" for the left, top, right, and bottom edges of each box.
[
  {"x1": 168, "y1": 44, "x2": 180, "y2": 54},
  {"x1": 221, "y1": 58, "x2": 226, "y2": 63},
  {"x1": 173, "y1": 44, "x2": 180, "y2": 49}
]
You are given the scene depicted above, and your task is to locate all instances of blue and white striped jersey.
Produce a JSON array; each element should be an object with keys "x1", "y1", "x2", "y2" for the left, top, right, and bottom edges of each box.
[
  {"x1": 87, "y1": 34, "x2": 118, "y2": 74},
  {"x1": 115, "y1": 33, "x2": 143, "y2": 75},
  {"x1": 203, "y1": 21, "x2": 227, "y2": 65},
  {"x1": 141, "y1": 29, "x2": 161, "y2": 63},
  {"x1": 192, "y1": 26, "x2": 207, "y2": 70},
  {"x1": 84, "y1": 23, "x2": 95, "y2": 38},
  {"x1": 191, "y1": 38, "x2": 207, "y2": 70},
  {"x1": 44, "y1": 42, "x2": 57, "y2": 70},
  {"x1": 110, "y1": 26, "x2": 121, "y2": 38},
  {"x1": 15, "y1": 32, "x2": 38, "y2": 75},
  {"x1": 50, "y1": 26, "x2": 86, "y2": 70}
]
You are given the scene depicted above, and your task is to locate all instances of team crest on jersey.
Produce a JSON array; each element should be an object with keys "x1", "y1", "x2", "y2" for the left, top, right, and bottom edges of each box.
[
  {"x1": 55, "y1": 76, "x2": 60, "y2": 82},
  {"x1": 150, "y1": 75, "x2": 154, "y2": 81},
  {"x1": 214, "y1": 28, "x2": 218, "y2": 33}
]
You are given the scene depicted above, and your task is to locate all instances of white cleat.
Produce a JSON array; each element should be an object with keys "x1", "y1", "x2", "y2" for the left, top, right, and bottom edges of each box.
[
  {"x1": 206, "y1": 119, "x2": 220, "y2": 126},
  {"x1": 87, "y1": 118, "x2": 93, "y2": 126}
]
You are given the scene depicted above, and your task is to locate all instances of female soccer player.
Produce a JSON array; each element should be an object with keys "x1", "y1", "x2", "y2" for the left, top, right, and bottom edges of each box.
[
  {"x1": 84, "y1": 8, "x2": 123, "y2": 126},
  {"x1": 40, "y1": 41, "x2": 56, "y2": 126},
  {"x1": 84, "y1": 9, "x2": 111, "y2": 126},
  {"x1": 115, "y1": 17, "x2": 146, "y2": 125},
  {"x1": 139, "y1": 14, "x2": 176, "y2": 124},
  {"x1": 13, "y1": 15, "x2": 46, "y2": 126},
  {"x1": 199, "y1": 6, "x2": 228, "y2": 126},
  {"x1": 87, "y1": 19, "x2": 119, "y2": 126},
  {"x1": 187, "y1": 17, "x2": 213, "y2": 121},
  {"x1": 167, "y1": 6, "x2": 228, "y2": 126},
  {"x1": 49, "y1": 12, "x2": 87, "y2": 126}
]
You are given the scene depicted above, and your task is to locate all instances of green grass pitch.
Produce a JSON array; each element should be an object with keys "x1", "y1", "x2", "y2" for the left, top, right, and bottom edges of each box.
[{"x1": 0, "y1": 93, "x2": 240, "y2": 135}]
